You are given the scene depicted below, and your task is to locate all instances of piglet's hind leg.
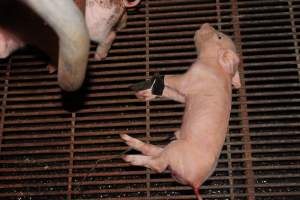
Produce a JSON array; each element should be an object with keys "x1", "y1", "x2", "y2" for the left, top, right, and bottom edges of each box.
[
  {"x1": 124, "y1": 155, "x2": 168, "y2": 173},
  {"x1": 120, "y1": 134, "x2": 163, "y2": 156},
  {"x1": 95, "y1": 31, "x2": 116, "y2": 60}
]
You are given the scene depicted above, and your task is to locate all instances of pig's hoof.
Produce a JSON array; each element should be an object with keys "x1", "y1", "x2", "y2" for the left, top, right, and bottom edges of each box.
[
  {"x1": 123, "y1": 155, "x2": 137, "y2": 164},
  {"x1": 120, "y1": 134, "x2": 139, "y2": 148},
  {"x1": 123, "y1": 155, "x2": 131, "y2": 162},
  {"x1": 47, "y1": 64, "x2": 56, "y2": 74},
  {"x1": 120, "y1": 134, "x2": 132, "y2": 142},
  {"x1": 120, "y1": 134, "x2": 135, "y2": 147},
  {"x1": 123, "y1": 155, "x2": 147, "y2": 166},
  {"x1": 136, "y1": 89, "x2": 157, "y2": 101},
  {"x1": 120, "y1": 134, "x2": 132, "y2": 145},
  {"x1": 94, "y1": 50, "x2": 108, "y2": 60}
]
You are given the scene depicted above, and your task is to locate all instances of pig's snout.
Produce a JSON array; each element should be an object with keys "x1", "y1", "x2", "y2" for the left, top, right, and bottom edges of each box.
[
  {"x1": 194, "y1": 23, "x2": 215, "y2": 47},
  {"x1": 195, "y1": 23, "x2": 215, "y2": 43},
  {"x1": 201, "y1": 23, "x2": 213, "y2": 30},
  {"x1": 198, "y1": 23, "x2": 215, "y2": 36}
]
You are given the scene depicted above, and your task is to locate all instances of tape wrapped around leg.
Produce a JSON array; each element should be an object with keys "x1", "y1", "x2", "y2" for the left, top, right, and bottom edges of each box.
[{"x1": 129, "y1": 73, "x2": 165, "y2": 96}]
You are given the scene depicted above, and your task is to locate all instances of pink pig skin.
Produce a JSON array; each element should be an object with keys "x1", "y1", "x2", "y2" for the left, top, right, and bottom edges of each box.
[
  {"x1": 0, "y1": 1, "x2": 59, "y2": 71},
  {"x1": 0, "y1": 27, "x2": 24, "y2": 59},
  {"x1": 85, "y1": 0, "x2": 141, "y2": 60},
  {"x1": 0, "y1": 0, "x2": 141, "y2": 63},
  {"x1": 121, "y1": 23, "x2": 241, "y2": 200}
]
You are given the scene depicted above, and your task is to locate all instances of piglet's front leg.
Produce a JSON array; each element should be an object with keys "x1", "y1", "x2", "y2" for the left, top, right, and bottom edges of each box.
[
  {"x1": 136, "y1": 89, "x2": 157, "y2": 101},
  {"x1": 136, "y1": 87, "x2": 185, "y2": 103},
  {"x1": 131, "y1": 73, "x2": 186, "y2": 103}
]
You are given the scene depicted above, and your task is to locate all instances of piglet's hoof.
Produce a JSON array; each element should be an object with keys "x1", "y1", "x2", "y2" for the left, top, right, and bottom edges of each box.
[
  {"x1": 94, "y1": 49, "x2": 108, "y2": 61},
  {"x1": 94, "y1": 53, "x2": 107, "y2": 61},
  {"x1": 135, "y1": 89, "x2": 157, "y2": 101}
]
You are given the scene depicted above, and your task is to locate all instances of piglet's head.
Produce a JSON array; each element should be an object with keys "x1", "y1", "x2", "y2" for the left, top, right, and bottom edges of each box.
[{"x1": 194, "y1": 23, "x2": 241, "y2": 89}]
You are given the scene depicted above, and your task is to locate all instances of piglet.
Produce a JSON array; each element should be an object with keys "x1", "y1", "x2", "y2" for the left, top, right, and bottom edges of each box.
[
  {"x1": 121, "y1": 23, "x2": 241, "y2": 200},
  {"x1": 86, "y1": 0, "x2": 141, "y2": 60}
]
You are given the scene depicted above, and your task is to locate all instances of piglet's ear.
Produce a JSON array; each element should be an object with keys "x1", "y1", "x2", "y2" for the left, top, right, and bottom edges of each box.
[
  {"x1": 218, "y1": 48, "x2": 239, "y2": 74},
  {"x1": 218, "y1": 48, "x2": 240, "y2": 88}
]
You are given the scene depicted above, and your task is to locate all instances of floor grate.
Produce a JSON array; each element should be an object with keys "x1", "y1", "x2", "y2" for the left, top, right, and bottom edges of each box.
[{"x1": 0, "y1": 0, "x2": 300, "y2": 199}]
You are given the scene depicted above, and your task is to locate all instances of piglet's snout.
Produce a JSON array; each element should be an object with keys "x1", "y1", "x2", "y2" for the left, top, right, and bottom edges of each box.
[
  {"x1": 199, "y1": 23, "x2": 215, "y2": 35},
  {"x1": 195, "y1": 23, "x2": 216, "y2": 43},
  {"x1": 200, "y1": 23, "x2": 213, "y2": 31}
]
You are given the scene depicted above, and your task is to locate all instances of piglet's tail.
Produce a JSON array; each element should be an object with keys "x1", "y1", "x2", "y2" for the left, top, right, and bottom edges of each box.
[{"x1": 194, "y1": 187, "x2": 203, "y2": 200}]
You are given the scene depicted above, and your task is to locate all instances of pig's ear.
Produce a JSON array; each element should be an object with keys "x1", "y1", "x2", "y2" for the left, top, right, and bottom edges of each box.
[
  {"x1": 218, "y1": 48, "x2": 240, "y2": 88},
  {"x1": 218, "y1": 48, "x2": 240, "y2": 75}
]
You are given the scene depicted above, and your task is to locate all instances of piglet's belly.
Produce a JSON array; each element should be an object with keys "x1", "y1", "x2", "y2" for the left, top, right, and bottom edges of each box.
[{"x1": 180, "y1": 96, "x2": 231, "y2": 140}]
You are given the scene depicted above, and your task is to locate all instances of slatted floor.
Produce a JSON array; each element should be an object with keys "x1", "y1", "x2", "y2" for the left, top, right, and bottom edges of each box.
[{"x1": 1, "y1": 0, "x2": 300, "y2": 199}]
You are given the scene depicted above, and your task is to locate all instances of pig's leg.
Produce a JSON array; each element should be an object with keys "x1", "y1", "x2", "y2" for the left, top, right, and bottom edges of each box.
[
  {"x1": 116, "y1": 13, "x2": 127, "y2": 31},
  {"x1": 24, "y1": 0, "x2": 90, "y2": 91},
  {"x1": 164, "y1": 74, "x2": 185, "y2": 92},
  {"x1": 47, "y1": 64, "x2": 56, "y2": 74},
  {"x1": 124, "y1": 154, "x2": 168, "y2": 173},
  {"x1": 136, "y1": 89, "x2": 157, "y2": 101},
  {"x1": 136, "y1": 86, "x2": 185, "y2": 103},
  {"x1": 120, "y1": 134, "x2": 163, "y2": 156},
  {"x1": 95, "y1": 31, "x2": 116, "y2": 60},
  {"x1": 174, "y1": 130, "x2": 181, "y2": 139},
  {"x1": 162, "y1": 86, "x2": 185, "y2": 103},
  {"x1": 133, "y1": 73, "x2": 185, "y2": 102}
]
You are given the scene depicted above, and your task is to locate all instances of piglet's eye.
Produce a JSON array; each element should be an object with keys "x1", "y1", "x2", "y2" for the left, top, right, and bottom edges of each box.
[{"x1": 218, "y1": 35, "x2": 222, "y2": 39}]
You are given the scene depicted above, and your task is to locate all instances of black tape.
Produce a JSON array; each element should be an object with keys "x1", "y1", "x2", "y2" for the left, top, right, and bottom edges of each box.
[
  {"x1": 129, "y1": 73, "x2": 165, "y2": 96},
  {"x1": 151, "y1": 73, "x2": 165, "y2": 96},
  {"x1": 129, "y1": 79, "x2": 153, "y2": 92}
]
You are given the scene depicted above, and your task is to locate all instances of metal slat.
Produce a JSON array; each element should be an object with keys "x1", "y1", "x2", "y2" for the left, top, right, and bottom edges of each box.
[{"x1": 0, "y1": 0, "x2": 300, "y2": 199}]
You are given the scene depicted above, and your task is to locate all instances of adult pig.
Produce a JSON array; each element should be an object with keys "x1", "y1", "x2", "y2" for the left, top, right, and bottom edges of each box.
[
  {"x1": 121, "y1": 23, "x2": 241, "y2": 200},
  {"x1": 0, "y1": 0, "x2": 90, "y2": 91}
]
